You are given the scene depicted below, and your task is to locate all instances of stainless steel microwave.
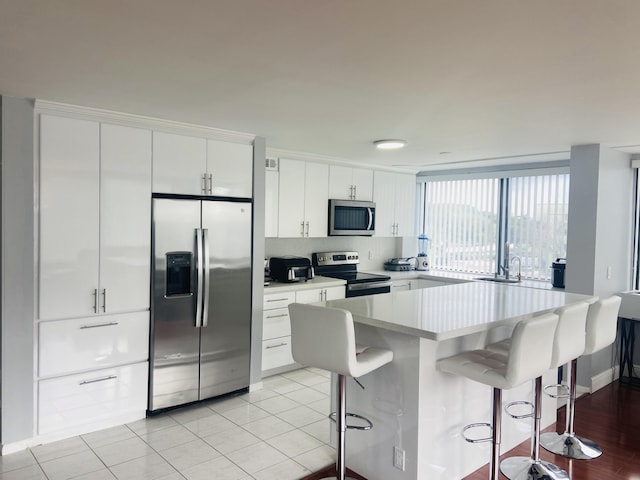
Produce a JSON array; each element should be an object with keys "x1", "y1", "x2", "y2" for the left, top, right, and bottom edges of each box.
[{"x1": 328, "y1": 199, "x2": 375, "y2": 236}]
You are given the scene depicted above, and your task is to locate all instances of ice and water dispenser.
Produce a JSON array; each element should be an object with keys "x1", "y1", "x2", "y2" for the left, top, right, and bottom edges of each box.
[{"x1": 166, "y1": 252, "x2": 192, "y2": 296}]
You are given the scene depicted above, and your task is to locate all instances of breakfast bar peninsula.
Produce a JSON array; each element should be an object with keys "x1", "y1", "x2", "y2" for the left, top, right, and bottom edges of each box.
[{"x1": 320, "y1": 281, "x2": 593, "y2": 480}]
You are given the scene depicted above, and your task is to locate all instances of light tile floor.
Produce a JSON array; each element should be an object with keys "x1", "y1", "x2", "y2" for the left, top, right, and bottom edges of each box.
[{"x1": 0, "y1": 368, "x2": 336, "y2": 480}]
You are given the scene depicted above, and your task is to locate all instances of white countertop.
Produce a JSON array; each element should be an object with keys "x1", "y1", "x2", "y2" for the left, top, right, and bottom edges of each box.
[
  {"x1": 264, "y1": 275, "x2": 346, "y2": 293},
  {"x1": 323, "y1": 281, "x2": 593, "y2": 341}
]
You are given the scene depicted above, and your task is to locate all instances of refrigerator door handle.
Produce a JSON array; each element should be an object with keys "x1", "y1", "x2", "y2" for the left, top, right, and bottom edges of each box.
[
  {"x1": 195, "y1": 228, "x2": 204, "y2": 328},
  {"x1": 202, "y1": 229, "x2": 210, "y2": 327}
]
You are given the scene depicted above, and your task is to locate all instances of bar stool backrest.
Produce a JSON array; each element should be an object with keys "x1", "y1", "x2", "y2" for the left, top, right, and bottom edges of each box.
[
  {"x1": 289, "y1": 303, "x2": 357, "y2": 377},
  {"x1": 505, "y1": 312, "x2": 559, "y2": 387},
  {"x1": 584, "y1": 296, "x2": 622, "y2": 355},
  {"x1": 550, "y1": 302, "x2": 589, "y2": 369}
]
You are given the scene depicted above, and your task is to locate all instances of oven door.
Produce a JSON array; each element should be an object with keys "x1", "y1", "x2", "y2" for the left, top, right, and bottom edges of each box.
[{"x1": 346, "y1": 281, "x2": 392, "y2": 297}]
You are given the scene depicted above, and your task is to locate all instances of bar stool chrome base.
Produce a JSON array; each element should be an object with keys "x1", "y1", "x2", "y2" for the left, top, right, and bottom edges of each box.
[
  {"x1": 500, "y1": 457, "x2": 570, "y2": 480},
  {"x1": 540, "y1": 431, "x2": 603, "y2": 459}
]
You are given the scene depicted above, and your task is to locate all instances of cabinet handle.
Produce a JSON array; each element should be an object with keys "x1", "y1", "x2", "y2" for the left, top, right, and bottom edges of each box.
[
  {"x1": 79, "y1": 374, "x2": 117, "y2": 385},
  {"x1": 80, "y1": 321, "x2": 119, "y2": 329},
  {"x1": 101, "y1": 288, "x2": 107, "y2": 312},
  {"x1": 208, "y1": 173, "x2": 213, "y2": 194},
  {"x1": 266, "y1": 342, "x2": 288, "y2": 349},
  {"x1": 349, "y1": 185, "x2": 354, "y2": 199},
  {"x1": 353, "y1": 185, "x2": 357, "y2": 199},
  {"x1": 266, "y1": 313, "x2": 289, "y2": 319},
  {"x1": 305, "y1": 221, "x2": 310, "y2": 237},
  {"x1": 300, "y1": 221, "x2": 305, "y2": 237},
  {"x1": 92, "y1": 289, "x2": 98, "y2": 313},
  {"x1": 202, "y1": 173, "x2": 208, "y2": 194},
  {"x1": 266, "y1": 297, "x2": 289, "y2": 302}
]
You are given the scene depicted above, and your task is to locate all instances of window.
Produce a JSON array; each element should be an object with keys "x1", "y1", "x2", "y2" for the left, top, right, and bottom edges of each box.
[{"x1": 418, "y1": 171, "x2": 570, "y2": 281}]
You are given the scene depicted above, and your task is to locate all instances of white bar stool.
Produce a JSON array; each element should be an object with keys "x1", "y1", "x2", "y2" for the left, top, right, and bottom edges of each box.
[
  {"x1": 540, "y1": 295, "x2": 621, "y2": 459},
  {"x1": 437, "y1": 312, "x2": 559, "y2": 480},
  {"x1": 288, "y1": 303, "x2": 394, "y2": 480},
  {"x1": 496, "y1": 301, "x2": 588, "y2": 480}
]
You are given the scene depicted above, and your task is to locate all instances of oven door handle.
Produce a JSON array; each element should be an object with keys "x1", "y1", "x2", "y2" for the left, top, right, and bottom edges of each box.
[{"x1": 347, "y1": 281, "x2": 393, "y2": 292}]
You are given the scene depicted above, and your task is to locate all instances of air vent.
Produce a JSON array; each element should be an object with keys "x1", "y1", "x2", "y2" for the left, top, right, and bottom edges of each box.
[{"x1": 265, "y1": 157, "x2": 279, "y2": 171}]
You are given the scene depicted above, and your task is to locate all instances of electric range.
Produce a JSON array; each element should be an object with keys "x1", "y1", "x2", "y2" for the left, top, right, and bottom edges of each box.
[{"x1": 312, "y1": 251, "x2": 392, "y2": 297}]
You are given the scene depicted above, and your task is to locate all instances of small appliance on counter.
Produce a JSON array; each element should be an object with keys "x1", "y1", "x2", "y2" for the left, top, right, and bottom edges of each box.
[
  {"x1": 551, "y1": 258, "x2": 566, "y2": 288},
  {"x1": 384, "y1": 258, "x2": 415, "y2": 271},
  {"x1": 269, "y1": 256, "x2": 314, "y2": 283},
  {"x1": 416, "y1": 234, "x2": 431, "y2": 271}
]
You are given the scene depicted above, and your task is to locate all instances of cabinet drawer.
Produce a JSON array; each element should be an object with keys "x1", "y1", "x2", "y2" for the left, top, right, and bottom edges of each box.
[
  {"x1": 38, "y1": 362, "x2": 148, "y2": 435},
  {"x1": 263, "y1": 308, "x2": 291, "y2": 340},
  {"x1": 262, "y1": 336, "x2": 294, "y2": 371},
  {"x1": 263, "y1": 291, "x2": 295, "y2": 310},
  {"x1": 39, "y1": 312, "x2": 149, "y2": 377}
]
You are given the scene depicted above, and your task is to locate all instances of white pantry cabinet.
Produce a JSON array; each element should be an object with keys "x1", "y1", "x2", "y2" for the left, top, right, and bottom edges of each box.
[
  {"x1": 373, "y1": 171, "x2": 416, "y2": 237},
  {"x1": 328, "y1": 165, "x2": 373, "y2": 201},
  {"x1": 152, "y1": 132, "x2": 253, "y2": 197},
  {"x1": 39, "y1": 116, "x2": 151, "y2": 320},
  {"x1": 277, "y1": 159, "x2": 329, "y2": 238}
]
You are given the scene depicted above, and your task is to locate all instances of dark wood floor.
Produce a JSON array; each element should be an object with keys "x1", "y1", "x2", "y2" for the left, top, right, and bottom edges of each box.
[{"x1": 301, "y1": 381, "x2": 640, "y2": 480}]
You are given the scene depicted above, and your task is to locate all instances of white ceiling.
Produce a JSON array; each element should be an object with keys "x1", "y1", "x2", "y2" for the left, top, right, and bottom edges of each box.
[{"x1": 2, "y1": 0, "x2": 640, "y2": 172}]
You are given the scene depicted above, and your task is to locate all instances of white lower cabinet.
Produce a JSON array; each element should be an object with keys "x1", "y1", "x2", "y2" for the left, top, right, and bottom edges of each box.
[
  {"x1": 262, "y1": 285, "x2": 345, "y2": 376},
  {"x1": 39, "y1": 312, "x2": 149, "y2": 377},
  {"x1": 38, "y1": 362, "x2": 148, "y2": 435},
  {"x1": 37, "y1": 311, "x2": 150, "y2": 436}
]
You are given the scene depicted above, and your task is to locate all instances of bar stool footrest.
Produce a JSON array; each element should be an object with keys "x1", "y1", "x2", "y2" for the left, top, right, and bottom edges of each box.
[
  {"x1": 329, "y1": 412, "x2": 373, "y2": 431},
  {"x1": 540, "y1": 431, "x2": 603, "y2": 459},
  {"x1": 543, "y1": 383, "x2": 570, "y2": 399},
  {"x1": 462, "y1": 422, "x2": 493, "y2": 443},
  {"x1": 500, "y1": 456, "x2": 569, "y2": 480},
  {"x1": 505, "y1": 400, "x2": 534, "y2": 419}
]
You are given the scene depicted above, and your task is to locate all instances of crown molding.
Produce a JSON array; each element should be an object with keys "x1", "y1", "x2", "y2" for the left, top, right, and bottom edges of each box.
[{"x1": 34, "y1": 100, "x2": 255, "y2": 144}]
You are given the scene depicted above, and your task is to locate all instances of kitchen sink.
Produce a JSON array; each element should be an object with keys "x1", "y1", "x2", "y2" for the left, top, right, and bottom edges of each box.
[{"x1": 475, "y1": 276, "x2": 521, "y2": 284}]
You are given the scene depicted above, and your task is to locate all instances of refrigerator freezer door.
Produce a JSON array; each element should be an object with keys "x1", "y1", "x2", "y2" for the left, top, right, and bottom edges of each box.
[
  {"x1": 150, "y1": 198, "x2": 201, "y2": 411},
  {"x1": 200, "y1": 201, "x2": 252, "y2": 399}
]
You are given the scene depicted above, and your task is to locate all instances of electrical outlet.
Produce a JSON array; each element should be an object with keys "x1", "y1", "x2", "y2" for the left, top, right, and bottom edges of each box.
[
  {"x1": 368, "y1": 250, "x2": 374, "y2": 260},
  {"x1": 607, "y1": 265, "x2": 612, "y2": 279},
  {"x1": 393, "y1": 446, "x2": 405, "y2": 471}
]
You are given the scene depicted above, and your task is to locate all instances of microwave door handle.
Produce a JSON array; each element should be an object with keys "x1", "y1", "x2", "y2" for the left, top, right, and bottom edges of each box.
[
  {"x1": 367, "y1": 208, "x2": 373, "y2": 230},
  {"x1": 202, "y1": 229, "x2": 210, "y2": 327},
  {"x1": 195, "y1": 228, "x2": 203, "y2": 328}
]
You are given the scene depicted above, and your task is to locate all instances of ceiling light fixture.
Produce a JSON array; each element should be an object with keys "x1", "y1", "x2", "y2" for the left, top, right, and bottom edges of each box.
[{"x1": 374, "y1": 139, "x2": 407, "y2": 150}]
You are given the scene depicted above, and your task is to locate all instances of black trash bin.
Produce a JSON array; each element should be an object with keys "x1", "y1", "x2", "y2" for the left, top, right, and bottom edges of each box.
[{"x1": 551, "y1": 258, "x2": 566, "y2": 288}]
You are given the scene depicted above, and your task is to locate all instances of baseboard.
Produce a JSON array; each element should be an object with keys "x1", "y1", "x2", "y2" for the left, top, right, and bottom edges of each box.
[
  {"x1": 249, "y1": 381, "x2": 263, "y2": 392},
  {"x1": 590, "y1": 365, "x2": 622, "y2": 393}
]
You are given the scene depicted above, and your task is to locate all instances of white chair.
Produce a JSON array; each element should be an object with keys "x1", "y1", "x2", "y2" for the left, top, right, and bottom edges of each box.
[
  {"x1": 540, "y1": 296, "x2": 622, "y2": 459},
  {"x1": 437, "y1": 312, "x2": 559, "y2": 480},
  {"x1": 497, "y1": 301, "x2": 589, "y2": 480},
  {"x1": 288, "y1": 303, "x2": 394, "y2": 480}
]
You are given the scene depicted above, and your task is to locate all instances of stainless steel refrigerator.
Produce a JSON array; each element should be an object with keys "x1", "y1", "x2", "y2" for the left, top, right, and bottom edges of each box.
[{"x1": 149, "y1": 197, "x2": 252, "y2": 412}]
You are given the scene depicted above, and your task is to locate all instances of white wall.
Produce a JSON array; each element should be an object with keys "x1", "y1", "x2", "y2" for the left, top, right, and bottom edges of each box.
[
  {"x1": 265, "y1": 236, "x2": 403, "y2": 272},
  {"x1": 1, "y1": 96, "x2": 36, "y2": 445},
  {"x1": 565, "y1": 144, "x2": 633, "y2": 387}
]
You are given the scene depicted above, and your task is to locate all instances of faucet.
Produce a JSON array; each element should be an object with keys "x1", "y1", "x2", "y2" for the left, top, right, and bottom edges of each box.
[
  {"x1": 511, "y1": 256, "x2": 522, "y2": 282},
  {"x1": 497, "y1": 242, "x2": 510, "y2": 279}
]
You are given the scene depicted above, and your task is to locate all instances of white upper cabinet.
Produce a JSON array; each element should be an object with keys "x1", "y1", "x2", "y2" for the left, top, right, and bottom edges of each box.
[
  {"x1": 373, "y1": 171, "x2": 417, "y2": 237},
  {"x1": 39, "y1": 115, "x2": 152, "y2": 320},
  {"x1": 152, "y1": 131, "x2": 252, "y2": 197},
  {"x1": 206, "y1": 139, "x2": 253, "y2": 198},
  {"x1": 100, "y1": 123, "x2": 152, "y2": 313},
  {"x1": 40, "y1": 115, "x2": 100, "y2": 320},
  {"x1": 278, "y1": 159, "x2": 329, "y2": 238},
  {"x1": 329, "y1": 165, "x2": 373, "y2": 201},
  {"x1": 265, "y1": 170, "x2": 279, "y2": 237},
  {"x1": 152, "y1": 131, "x2": 206, "y2": 195}
]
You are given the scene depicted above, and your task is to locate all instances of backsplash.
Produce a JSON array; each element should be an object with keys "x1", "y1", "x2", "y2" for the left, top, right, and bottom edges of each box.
[{"x1": 265, "y1": 237, "x2": 403, "y2": 271}]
